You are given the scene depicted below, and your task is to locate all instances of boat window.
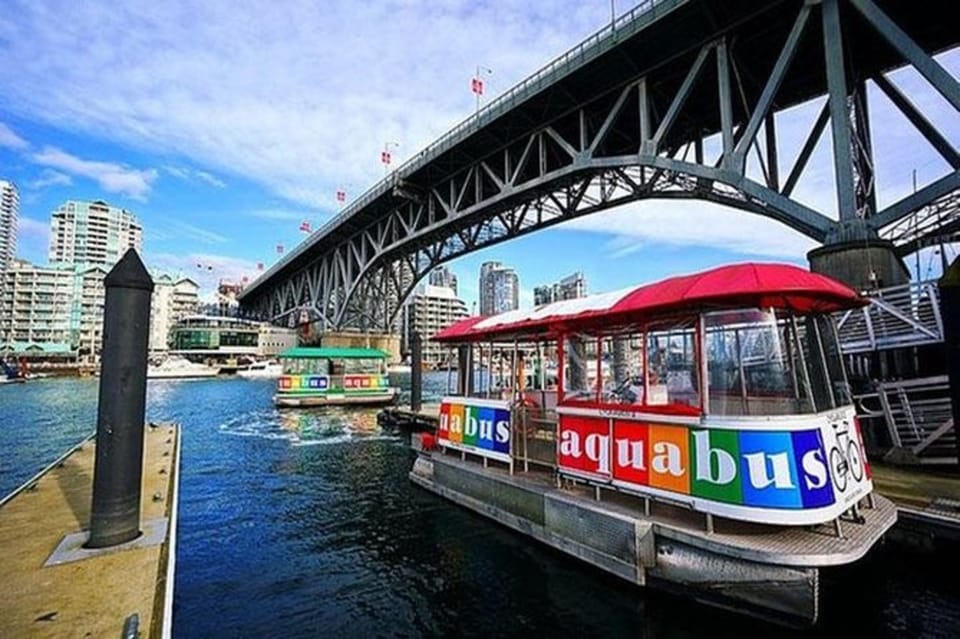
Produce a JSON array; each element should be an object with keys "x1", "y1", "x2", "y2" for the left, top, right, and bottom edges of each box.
[
  {"x1": 343, "y1": 358, "x2": 380, "y2": 374},
  {"x1": 647, "y1": 320, "x2": 699, "y2": 410},
  {"x1": 704, "y1": 308, "x2": 850, "y2": 416},
  {"x1": 562, "y1": 332, "x2": 597, "y2": 402},
  {"x1": 601, "y1": 334, "x2": 645, "y2": 404}
]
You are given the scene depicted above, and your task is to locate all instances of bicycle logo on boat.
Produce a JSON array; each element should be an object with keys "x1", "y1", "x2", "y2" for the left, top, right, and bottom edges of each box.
[{"x1": 827, "y1": 418, "x2": 864, "y2": 493}]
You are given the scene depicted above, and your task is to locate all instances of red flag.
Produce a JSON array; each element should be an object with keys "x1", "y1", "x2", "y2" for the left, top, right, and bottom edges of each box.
[
  {"x1": 257, "y1": 262, "x2": 264, "y2": 271},
  {"x1": 299, "y1": 220, "x2": 311, "y2": 233},
  {"x1": 381, "y1": 151, "x2": 391, "y2": 165},
  {"x1": 471, "y1": 77, "x2": 484, "y2": 95},
  {"x1": 242, "y1": 276, "x2": 249, "y2": 283},
  {"x1": 336, "y1": 189, "x2": 346, "y2": 202},
  {"x1": 276, "y1": 244, "x2": 284, "y2": 254}
]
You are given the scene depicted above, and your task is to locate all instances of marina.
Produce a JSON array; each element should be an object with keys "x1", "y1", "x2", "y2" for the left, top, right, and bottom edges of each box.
[{"x1": 2, "y1": 376, "x2": 958, "y2": 637}]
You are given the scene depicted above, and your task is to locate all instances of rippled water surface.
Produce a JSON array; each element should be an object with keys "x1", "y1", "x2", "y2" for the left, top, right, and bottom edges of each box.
[{"x1": 2, "y1": 375, "x2": 958, "y2": 638}]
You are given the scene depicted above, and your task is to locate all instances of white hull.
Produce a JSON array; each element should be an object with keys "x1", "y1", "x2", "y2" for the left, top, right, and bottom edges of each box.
[{"x1": 237, "y1": 364, "x2": 283, "y2": 379}]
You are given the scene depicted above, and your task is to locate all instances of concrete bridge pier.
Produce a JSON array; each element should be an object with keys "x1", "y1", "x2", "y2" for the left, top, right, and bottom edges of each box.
[{"x1": 807, "y1": 238, "x2": 910, "y2": 292}]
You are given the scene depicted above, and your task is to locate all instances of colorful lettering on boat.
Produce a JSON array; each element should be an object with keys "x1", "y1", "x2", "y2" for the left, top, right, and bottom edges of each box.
[
  {"x1": 557, "y1": 409, "x2": 871, "y2": 519},
  {"x1": 279, "y1": 374, "x2": 330, "y2": 391},
  {"x1": 343, "y1": 374, "x2": 390, "y2": 389},
  {"x1": 438, "y1": 397, "x2": 511, "y2": 462}
]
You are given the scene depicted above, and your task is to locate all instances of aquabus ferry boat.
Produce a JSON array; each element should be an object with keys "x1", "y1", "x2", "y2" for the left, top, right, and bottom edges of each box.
[
  {"x1": 274, "y1": 347, "x2": 398, "y2": 407},
  {"x1": 410, "y1": 263, "x2": 896, "y2": 625}
]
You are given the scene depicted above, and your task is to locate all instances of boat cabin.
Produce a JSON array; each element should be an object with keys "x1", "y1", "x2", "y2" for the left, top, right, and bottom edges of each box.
[
  {"x1": 274, "y1": 347, "x2": 398, "y2": 407},
  {"x1": 432, "y1": 263, "x2": 876, "y2": 527}
]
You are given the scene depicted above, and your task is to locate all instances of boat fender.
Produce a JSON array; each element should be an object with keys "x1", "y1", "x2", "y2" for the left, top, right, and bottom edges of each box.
[{"x1": 420, "y1": 433, "x2": 438, "y2": 450}]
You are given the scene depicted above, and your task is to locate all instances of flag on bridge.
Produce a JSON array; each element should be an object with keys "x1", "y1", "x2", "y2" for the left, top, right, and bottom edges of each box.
[
  {"x1": 471, "y1": 77, "x2": 484, "y2": 96},
  {"x1": 381, "y1": 150, "x2": 391, "y2": 165},
  {"x1": 299, "y1": 220, "x2": 311, "y2": 233},
  {"x1": 276, "y1": 244, "x2": 284, "y2": 255},
  {"x1": 336, "y1": 189, "x2": 346, "y2": 202},
  {"x1": 257, "y1": 262, "x2": 264, "y2": 271}
]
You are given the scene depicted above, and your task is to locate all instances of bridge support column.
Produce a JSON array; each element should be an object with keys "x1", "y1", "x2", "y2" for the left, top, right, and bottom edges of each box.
[
  {"x1": 807, "y1": 238, "x2": 909, "y2": 291},
  {"x1": 937, "y1": 256, "x2": 960, "y2": 468}
]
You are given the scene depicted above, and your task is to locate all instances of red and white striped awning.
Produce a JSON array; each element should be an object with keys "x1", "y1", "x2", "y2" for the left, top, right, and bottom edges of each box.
[{"x1": 434, "y1": 262, "x2": 863, "y2": 343}]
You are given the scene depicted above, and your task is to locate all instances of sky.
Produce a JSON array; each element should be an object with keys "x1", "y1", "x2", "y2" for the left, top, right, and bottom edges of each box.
[{"x1": 1, "y1": 0, "x2": 958, "y2": 309}]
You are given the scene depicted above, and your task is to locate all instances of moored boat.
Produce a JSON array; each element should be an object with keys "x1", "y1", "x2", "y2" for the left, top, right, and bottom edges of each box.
[
  {"x1": 147, "y1": 356, "x2": 220, "y2": 379},
  {"x1": 274, "y1": 347, "x2": 398, "y2": 407},
  {"x1": 410, "y1": 262, "x2": 896, "y2": 626},
  {"x1": 237, "y1": 360, "x2": 283, "y2": 378}
]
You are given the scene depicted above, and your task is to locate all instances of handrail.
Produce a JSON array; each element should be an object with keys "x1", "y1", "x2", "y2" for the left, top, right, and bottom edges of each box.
[
  {"x1": 0, "y1": 431, "x2": 96, "y2": 508},
  {"x1": 243, "y1": 0, "x2": 683, "y2": 297}
]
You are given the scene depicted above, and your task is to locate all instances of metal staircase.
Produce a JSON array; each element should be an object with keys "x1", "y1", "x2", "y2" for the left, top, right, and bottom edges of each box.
[
  {"x1": 836, "y1": 281, "x2": 944, "y2": 353},
  {"x1": 837, "y1": 281, "x2": 956, "y2": 465}
]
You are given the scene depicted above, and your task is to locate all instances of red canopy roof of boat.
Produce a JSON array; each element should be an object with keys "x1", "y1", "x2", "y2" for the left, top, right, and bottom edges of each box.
[{"x1": 434, "y1": 262, "x2": 864, "y2": 343}]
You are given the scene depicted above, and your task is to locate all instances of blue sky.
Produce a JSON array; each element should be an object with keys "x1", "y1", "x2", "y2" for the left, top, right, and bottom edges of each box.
[{"x1": 1, "y1": 1, "x2": 957, "y2": 307}]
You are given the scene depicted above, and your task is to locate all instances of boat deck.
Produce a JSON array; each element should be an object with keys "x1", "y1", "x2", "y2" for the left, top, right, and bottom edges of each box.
[
  {"x1": 427, "y1": 450, "x2": 896, "y2": 567},
  {"x1": 0, "y1": 424, "x2": 179, "y2": 638}
]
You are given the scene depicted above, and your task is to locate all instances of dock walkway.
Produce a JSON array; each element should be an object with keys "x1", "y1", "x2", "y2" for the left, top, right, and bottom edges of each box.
[{"x1": 0, "y1": 423, "x2": 179, "y2": 638}]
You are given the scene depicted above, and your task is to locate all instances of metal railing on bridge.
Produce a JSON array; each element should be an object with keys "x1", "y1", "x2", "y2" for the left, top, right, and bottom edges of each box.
[{"x1": 836, "y1": 280, "x2": 944, "y2": 354}]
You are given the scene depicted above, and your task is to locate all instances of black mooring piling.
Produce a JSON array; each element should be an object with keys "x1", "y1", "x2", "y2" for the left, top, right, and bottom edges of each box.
[
  {"x1": 410, "y1": 331, "x2": 423, "y2": 413},
  {"x1": 86, "y1": 249, "x2": 154, "y2": 549}
]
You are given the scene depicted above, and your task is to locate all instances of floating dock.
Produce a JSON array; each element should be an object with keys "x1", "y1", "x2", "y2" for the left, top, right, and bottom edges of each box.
[{"x1": 0, "y1": 423, "x2": 180, "y2": 638}]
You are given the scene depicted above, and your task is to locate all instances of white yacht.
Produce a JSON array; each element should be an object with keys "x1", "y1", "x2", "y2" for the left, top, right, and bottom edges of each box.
[
  {"x1": 147, "y1": 357, "x2": 220, "y2": 379},
  {"x1": 237, "y1": 360, "x2": 283, "y2": 378}
]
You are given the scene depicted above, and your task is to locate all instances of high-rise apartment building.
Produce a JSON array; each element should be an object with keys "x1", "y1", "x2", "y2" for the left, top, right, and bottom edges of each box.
[
  {"x1": 534, "y1": 272, "x2": 587, "y2": 306},
  {"x1": 49, "y1": 200, "x2": 143, "y2": 268},
  {"x1": 0, "y1": 259, "x2": 75, "y2": 346},
  {"x1": 0, "y1": 259, "x2": 110, "y2": 360},
  {"x1": 479, "y1": 261, "x2": 519, "y2": 316},
  {"x1": 0, "y1": 180, "x2": 18, "y2": 273},
  {"x1": 400, "y1": 284, "x2": 469, "y2": 367},
  {"x1": 428, "y1": 265, "x2": 458, "y2": 296}
]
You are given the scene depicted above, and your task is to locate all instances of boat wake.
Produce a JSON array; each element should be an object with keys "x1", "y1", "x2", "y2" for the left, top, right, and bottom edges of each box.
[{"x1": 218, "y1": 409, "x2": 402, "y2": 447}]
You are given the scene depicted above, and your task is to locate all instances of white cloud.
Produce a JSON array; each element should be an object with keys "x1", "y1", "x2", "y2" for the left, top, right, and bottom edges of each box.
[
  {"x1": 563, "y1": 200, "x2": 819, "y2": 259},
  {"x1": 0, "y1": 122, "x2": 29, "y2": 150},
  {"x1": 0, "y1": 0, "x2": 619, "y2": 209},
  {"x1": 248, "y1": 208, "x2": 312, "y2": 222},
  {"x1": 151, "y1": 219, "x2": 229, "y2": 245},
  {"x1": 26, "y1": 169, "x2": 73, "y2": 189},
  {"x1": 31, "y1": 147, "x2": 157, "y2": 200},
  {"x1": 148, "y1": 252, "x2": 261, "y2": 296},
  {"x1": 163, "y1": 165, "x2": 225, "y2": 188}
]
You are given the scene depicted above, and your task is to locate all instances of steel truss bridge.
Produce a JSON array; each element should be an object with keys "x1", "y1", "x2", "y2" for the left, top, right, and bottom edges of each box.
[{"x1": 239, "y1": 0, "x2": 960, "y2": 331}]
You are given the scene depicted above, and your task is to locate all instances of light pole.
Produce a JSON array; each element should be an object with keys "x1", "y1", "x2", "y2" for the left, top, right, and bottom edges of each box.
[
  {"x1": 381, "y1": 141, "x2": 400, "y2": 175},
  {"x1": 472, "y1": 66, "x2": 493, "y2": 114}
]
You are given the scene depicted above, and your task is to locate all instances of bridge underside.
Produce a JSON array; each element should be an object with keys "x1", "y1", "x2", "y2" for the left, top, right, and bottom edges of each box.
[{"x1": 240, "y1": 0, "x2": 960, "y2": 331}]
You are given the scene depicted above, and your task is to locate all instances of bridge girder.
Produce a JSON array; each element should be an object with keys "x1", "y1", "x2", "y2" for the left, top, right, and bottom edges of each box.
[{"x1": 243, "y1": 0, "x2": 960, "y2": 330}]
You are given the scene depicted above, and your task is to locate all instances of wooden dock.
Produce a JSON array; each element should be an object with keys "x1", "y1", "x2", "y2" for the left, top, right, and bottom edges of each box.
[
  {"x1": 378, "y1": 403, "x2": 441, "y2": 431},
  {"x1": 0, "y1": 423, "x2": 180, "y2": 638}
]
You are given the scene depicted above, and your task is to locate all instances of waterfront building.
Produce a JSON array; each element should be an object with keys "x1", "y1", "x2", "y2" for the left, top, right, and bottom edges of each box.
[
  {"x1": 400, "y1": 283, "x2": 468, "y2": 367},
  {"x1": 149, "y1": 275, "x2": 200, "y2": 354},
  {"x1": 48, "y1": 200, "x2": 143, "y2": 268},
  {"x1": 258, "y1": 324, "x2": 299, "y2": 358},
  {"x1": 533, "y1": 271, "x2": 587, "y2": 306},
  {"x1": 169, "y1": 315, "x2": 296, "y2": 363},
  {"x1": 428, "y1": 265, "x2": 458, "y2": 296},
  {"x1": 0, "y1": 180, "x2": 18, "y2": 273},
  {"x1": 1, "y1": 259, "x2": 75, "y2": 346},
  {"x1": 478, "y1": 261, "x2": 519, "y2": 316}
]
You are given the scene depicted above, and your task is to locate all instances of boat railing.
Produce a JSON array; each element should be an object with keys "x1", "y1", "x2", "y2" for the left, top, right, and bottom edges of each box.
[{"x1": 512, "y1": 404, "x2": 559, "y2": 473}]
